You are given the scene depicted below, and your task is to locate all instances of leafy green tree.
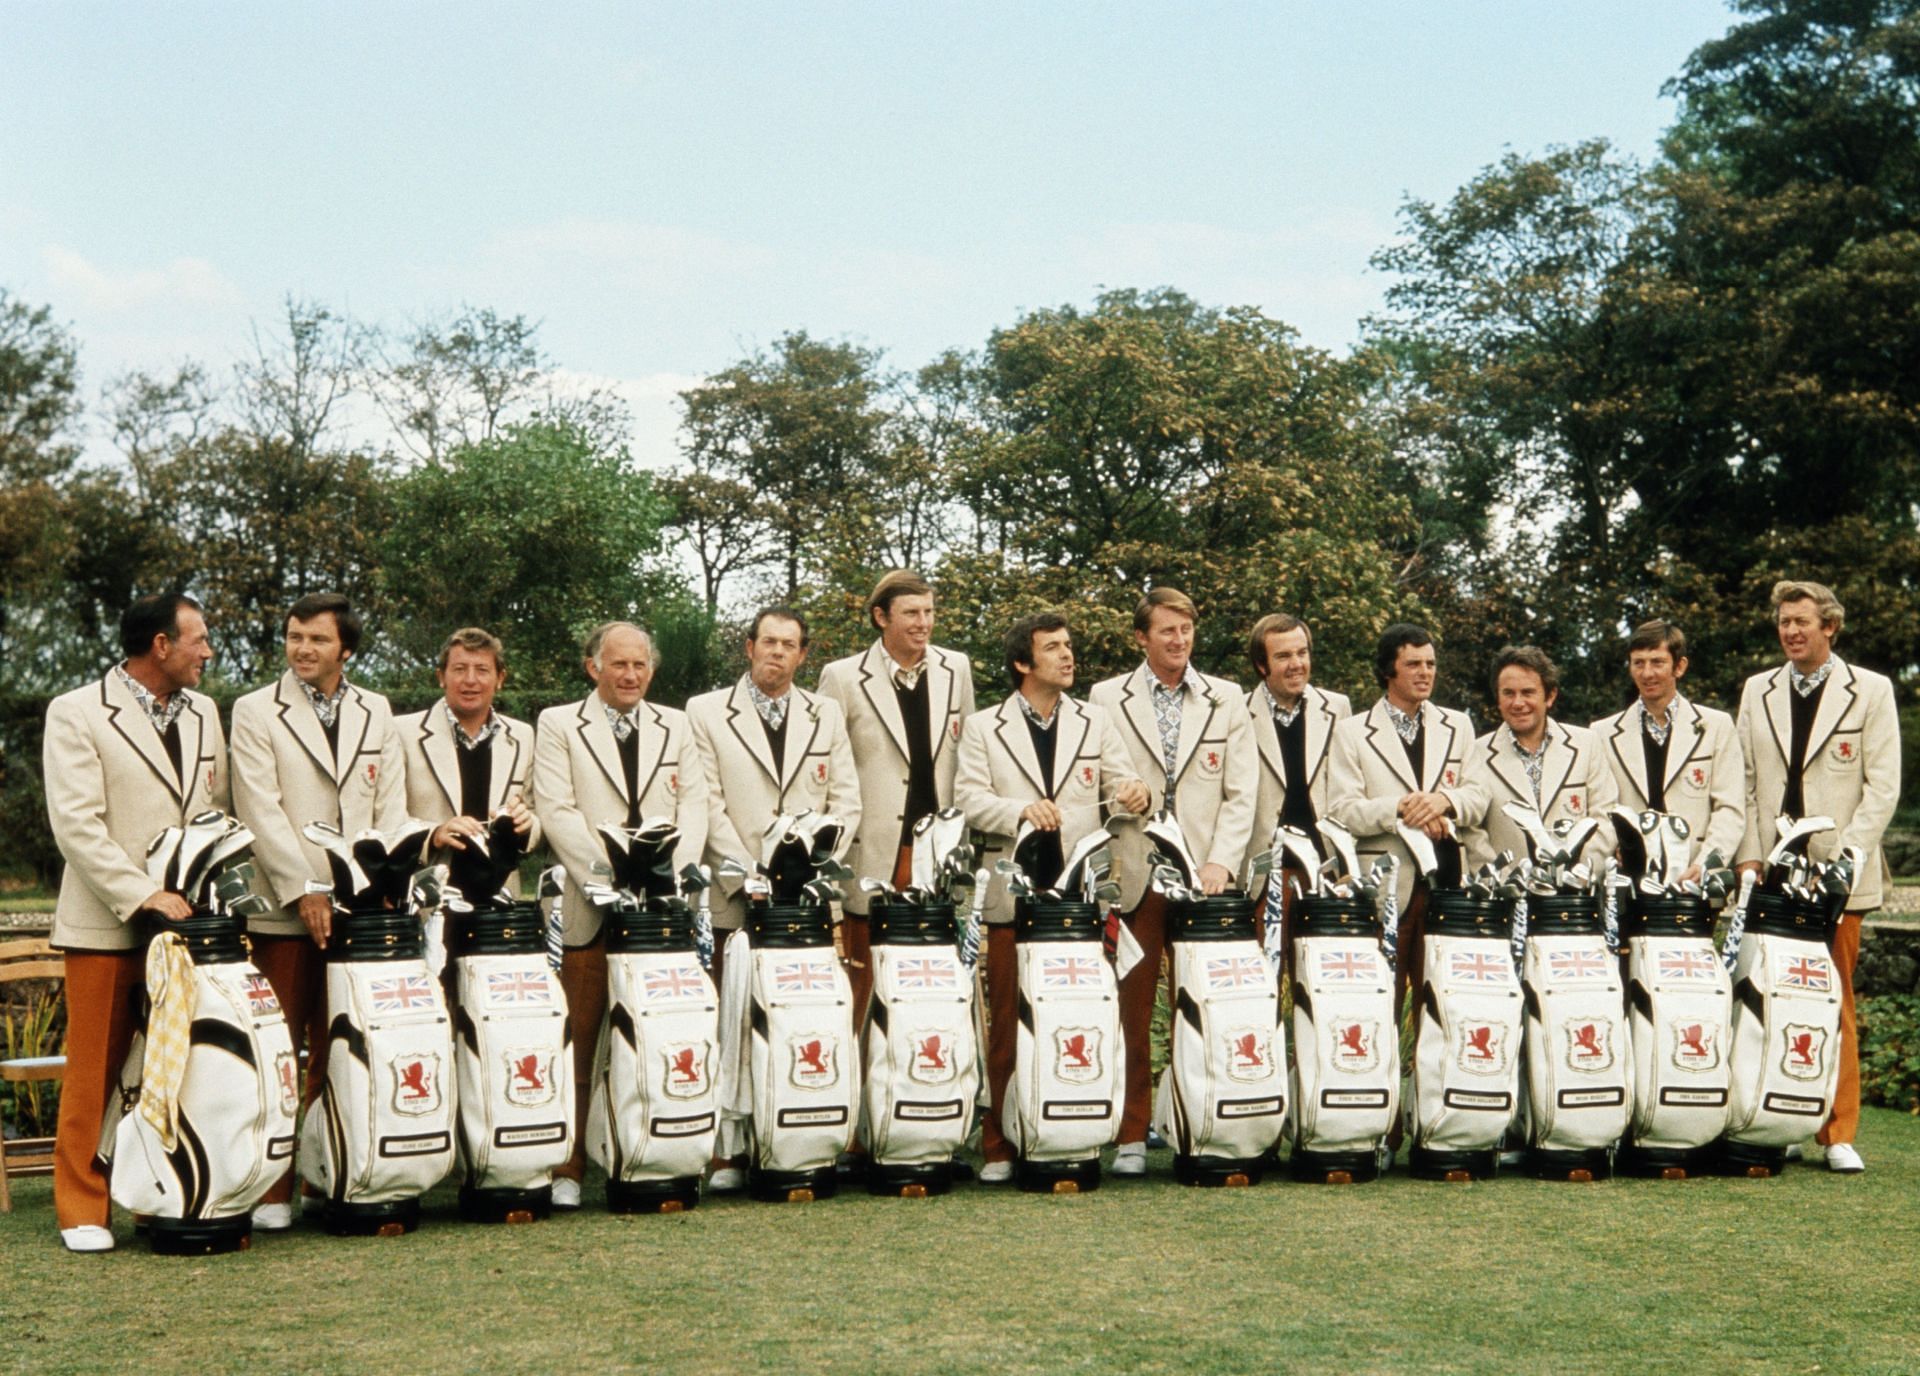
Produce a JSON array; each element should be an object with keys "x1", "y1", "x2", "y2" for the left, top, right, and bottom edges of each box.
[{"x1": 0, "y1": 291, "x2": 84, "y2": 685}]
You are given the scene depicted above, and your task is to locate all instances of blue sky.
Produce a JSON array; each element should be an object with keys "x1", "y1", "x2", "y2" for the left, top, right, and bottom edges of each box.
[{"x1": 4, "y1": 2, "x2": 1736, "y2": 466}]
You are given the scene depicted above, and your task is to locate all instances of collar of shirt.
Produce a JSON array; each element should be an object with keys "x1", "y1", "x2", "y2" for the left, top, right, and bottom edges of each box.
[
  {"x1": 1384, "y1": 701, "x2": 1424, "y2": 745},
  {"x1": 1789, "y1": 656, "x2": 1839, "y2": 698},
  {"x1": 1638, "y1": 697, "x2": 1677, "y2": 746},
  {"x1": 1016, "y1": 692, "x2": 1059, "y2": 732},
  {"x1": 747, "y1": 678, "x2": 791, "y2": 731},
  {"x1": 882, "y1": 646, "x2": 927, "y2": 692},
  {"x1": 114, "y1": 663, "x2": 187, "y2": 735},
  {"x1": 301, "y1": 676, "x2": 349, "y2": 729},
  {"x1": 445, "y1": 702, "x2": 504, "y2": 751},
  {"x1": 601, "y1": 700, "x2": 640, "y2": 743},
  {"x1": 1263, "y1": 683, "x2": 1304, "y2": 729},
  {"x1": 1507, "y1": 729, "x2": 1548, "y2": 805},
  {"x1": 1147, "y1": 662, "x2": 1205, "y2": 702}
]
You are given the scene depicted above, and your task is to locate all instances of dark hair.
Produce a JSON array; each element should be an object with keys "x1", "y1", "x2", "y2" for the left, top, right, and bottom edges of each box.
[
  {"x1": 287, "y1": 592, "x2": 363, "y2": 655},
  {"x1": 1133, "y1": 586, "x2": 1197, "y2": 634},
  {"x1": 120, "y1": 592, "x2": 203, "y2": 659},
  {"x1": 1626, "y1": 619, "x2": 1688, "y2": 662},
  {"x1": 748, "y1": 606, "x2": 810, "y2": 648},
  {"x1": 1004, "y1": 611, "x2": 1070, "y2": 689},
  {"x1": 1490, "y1": 644, "x2": 1561, "y2": 700},
  {"x1": 867, "y1": 569, "x2": 933, "y2": 629},
  {"x1": 1373, "y1": 623, "x2": 1433, "y2": 688},
  {"x1": 1247, "y1": 613, "x2": 1311, "y2": 674}
]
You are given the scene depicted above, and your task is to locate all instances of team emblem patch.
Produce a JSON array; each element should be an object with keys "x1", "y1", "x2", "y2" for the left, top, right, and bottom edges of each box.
[
  {"x1": 1685, "y1": 765, "x2": 1708, "y2": 791},
  {"x1": 205, "y1": 764, "x2": 217, "y2": 796},
  {"x1": 1455, "y1": 1021, "x2": 1509, "y2": 1075},
  {"x1": 1670, "y1": 1021, "x2": 1720, "y2": 1071},
  {"x1": 789, "y1": 1033, "x2": 839, "y2": 1090},
  {"x1": 1331, "y1": 1020, "x2": 1381, "y2": 1073},
  {"x1": 1781, "y1": 1024, "x2": 1828, "y2": 1080},
  {"x1": 660, "y1": 1041, "x2": 710, "y2": 1099},
  {"x1": 1224, "y1": 1027, "x2": 1274, "y2": 1082},
  {"x1": 1054, "y1": 1026, "x2": 1103, "y2": 1084},
  {"x1": 503, "y1": 1048, "x2": 559, "y2": 1107},
  {"x1": 1832, "y1": 738, "x2": 1856, "y2": 764},
  {"x1": 1777, "y1": 954, "x2": 1832, "y2": 991},
  {"x1": 1080, "y1": 764, "x2": 1095, "y2": 788},
  {"x1": 389, "y1": 1052, "x2": 444, "y2": 1116},
  {"x1": 365, "y1": 762, "x2": 378, "y2": 786},
  {"x1": 951, "y1": 718, "x2": 962, "y2": 741},
  {"x1": 814, "y1": 759, "x2": 829, "y2": 785},
  {"x1": 275, "y1": 1051, "x2": 299, "y2": 1117},
  {"x1": 1442, "y1": 768, "x2": 1458, "y2": 788},
  {"x1": 668, "y1": 770, "x2": 679, "y2": 796},
  {"x1": 908, "y1": 1030, "x2": 960, "y2": 1085},
  {"x1": 1199, "y1": 748, "x2": 1222, "y2": 776},
  {"x1": 1564, "y1": 1018, "x2": 1616, "y2": 1073},
  {"x1": 1565, "y1": 792, "x2": 1584, "y2": 816}
]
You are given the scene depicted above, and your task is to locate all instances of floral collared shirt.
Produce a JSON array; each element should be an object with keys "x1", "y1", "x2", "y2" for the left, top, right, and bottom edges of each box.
[
  {"x1": 747, "y1": 678, "x2": 791, "y2": 733},
  {"x1": 1263, "y1": 683, "x2": 1304, "y2": 730},
  {"x1": 1509, "y1": 731, "x2": 1548, "y2": 810},
  {"x1": 1384, "y1": 701, "x2": 1424, "y2": 746},
  {"x1": 1015, "y1": 691, "x2": 1059, "y2": 732},
  {"x1": 1789, "y1": 657, "x2": 1838, "y2": 699},
  {"x1": 301, "y1": 676, "x2": 349, "y2": 730},
  {"x1": 446, "y1": 702, "x2": 504, "y2": 751},
  {"x1": 882, "y1": 646, "x2": 926, "y2": 692},
  {"x1": 114, "y1": 663, "x2": 187, "y2": 734},
  {"x1": 602, "y1": 701, "x2": 640, "y2": 743},
  {"x1": 1638, "y1": 698, "x2": 1676, "y2": 747},
  {"x1": 1148, "y1": 663, "x2": 1206, "y2": 782}
]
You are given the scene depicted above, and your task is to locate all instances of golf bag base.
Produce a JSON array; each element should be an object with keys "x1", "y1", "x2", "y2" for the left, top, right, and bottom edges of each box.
[
  {"x1": 606, "y1": 1175, "x2": 701, "y2": 1214},
  {"x1": 1526, "y1": 1145, "x2": 1612, "y2": 1182},
  {"x1": 865, "y1": 1158, "x2": 954, "y2": 1197},
  {"x1": 322, "y1": 1196, "x2": 422, "y2": 1237},
  {"x1": 1289, "y1": 1146, "x2": 1380, "y2": 1185},
  {"x1": 1016, "y1": 1155, "x2": 1100, "y2": 1194},
  {"x1": 749, "y1": 1164, "x2": 838, "y2": 1203},
  {"x1": 1407, "y1": 1145, "x2": 1497, "y2": 1183},
  {"x1": 1616, "y1": 1141, "x2": 1704, "y2": 1180},
  {"x1": 458, "y1": 1183, "x2": 552, "y2": 1224},
  {"x1": 1712, "y1": 1137, "x2": 1787, "y2": 1179},
  {"x1": 1172, "y1": 1152, "x2": 1269, "y2": 1187},
  {"x1": 146, "y1": 1214, "x2": 252, "y2": 1256}
]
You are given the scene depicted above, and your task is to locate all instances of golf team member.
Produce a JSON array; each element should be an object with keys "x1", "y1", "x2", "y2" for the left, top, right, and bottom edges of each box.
[
  {"x1": 1461, "y1": 646, "x2": 1617, "y2": 870},
  {"x1": 1735, "y1": 579, "x2": 1902, "y2": 1174},
  {"x1": 954, "y1": 612, "x2": 1148, "y2": 1182},
  {"x1": 1326, "y1": 624, "x2": 1477, "y2": 1030},
  {"x1": 1090, "y1": 588, "x2": 1256, "y2": 1176},
  {"x1": 396, "y1": 627, "x2": 538, "y2": 878},
  {"x1": 1591, "y1": 619, "x2": 1745, "y2": 880},
  {"x1": 817, "y1": 570, "x2": 975, "y2": 1020},
  {"x1": 41, "y1": 593, "x2": 226, "y2": 1253},
  {"x1": 533, "y1": 621, "x2": 708, "y2": 1208},
  {"x1": 1243, "y1": 613, "x2": 1350, "y2": 948},
  {"x1": 687, "y1": 606, "x2": 860, "y2": 1191},
  {"x1": 230, "y1": 591, "x2": 418, "y2": 1229}
]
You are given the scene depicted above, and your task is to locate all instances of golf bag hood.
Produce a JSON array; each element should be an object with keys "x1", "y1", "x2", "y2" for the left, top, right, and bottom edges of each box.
[
  {"x1": 761, "y1": 811, "x2": 848, "y2": 904},
  {"x1": 446, "y1": 814, "x2": 529, "y2": 909},
  {"x1": 304, "y1": 821, "x2": 435, "y2": 911},
  {"x1": 598, "y1": 818, "x2": 684, "y2": 903}
]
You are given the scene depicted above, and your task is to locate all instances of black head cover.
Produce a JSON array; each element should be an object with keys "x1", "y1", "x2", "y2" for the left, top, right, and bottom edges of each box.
[
  {"x1": 447, "y1": 814, "x2": 528, "y2": 907},
  {"x1": 619, "y1": 823, "x2": 681, "y2": 900},
  {"x1": 354, "y1": 826, "x2": 435, "y2": 908},
  {"x1": 1433, "y1": 834, "x2": 1465, "y2": 891},
  {"x1": 1013, "y1": 826, "x2": 1066, "y2": 895}
]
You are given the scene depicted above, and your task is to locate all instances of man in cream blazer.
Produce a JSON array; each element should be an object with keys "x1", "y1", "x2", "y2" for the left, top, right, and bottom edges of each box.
[
  {"x1": 816, "y1": 570, "x2": 975, "y2": 1018},
  {"x1": 230, "y1": 592, "x2": 417, "y2": 1224},
  {"x1": 1088, "y1": 588, "x2": 1256, "y2": 1174},
  {"x1": 42, "y1": 594, "x2": 224, "y2": 1251},
  {"x1": 1735, "y1": 580, "x2": 1902, "y2": 1172},
  {"x1": 955, "y1": 611, "x2": 1147, "y2": 1181},
  {"x1": 1590, "y1": 619, "x2": 1745, "y2": 874},
  {"x1": 533, "y1": 620, "x2": 708, "y2": 1204}
]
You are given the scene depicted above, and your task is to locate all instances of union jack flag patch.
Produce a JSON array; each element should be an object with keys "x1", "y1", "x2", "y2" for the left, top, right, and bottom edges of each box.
[
  {"x1": 895, "y1": 958, "x2": 958, "y2": 989},
  {"x1": 1778, "y1": 956, "x2": 1832, "y2": 991},
  {"x1": 644, "y1": 964, "x2": 707, "y2": 999},
  {"x1": 1040, "y1": 956, "x2": 1103, "y2": 988},
  {"x1": 1317, "y1": 950, "x2": 1378, "y2": 982},
  {"x1": 1657, "y1": 949, "x2": 1719, "y2": 981},
  {"x1": 371, "y1": 975, "x2": 437, "y2": 1014},
  {"x1": 1205, "y1": 955, "x2": 1267, "y2": 990},
  {"x1": 774, "y1": 961, "x2": 837, "y2": 993},
  {"x1": 1547, "y1": 949, "x2": 1608, "y2": 981},
  {"x1": 1449, "y1": 951, "x2": 1508, "y2": 984},
  {"x1": 486, "y1": 970, "x2": 554, "y2": 1006}
]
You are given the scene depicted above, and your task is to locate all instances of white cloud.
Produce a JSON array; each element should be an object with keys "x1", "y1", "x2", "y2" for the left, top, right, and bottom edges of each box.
[
  {"x1": 478, "y1": 218, "x2": 777, "y2": 290},
  {"x1": 544, "y1": 366, "x2": 702, "y2": 471},
  {"x1": 41, "y1": 245, "x2": 245, "y2": 312}
]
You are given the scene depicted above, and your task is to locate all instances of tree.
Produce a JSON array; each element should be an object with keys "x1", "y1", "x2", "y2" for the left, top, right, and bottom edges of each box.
[{"x1": 0, "y1": 292, "x2": 84, "y2": 685}]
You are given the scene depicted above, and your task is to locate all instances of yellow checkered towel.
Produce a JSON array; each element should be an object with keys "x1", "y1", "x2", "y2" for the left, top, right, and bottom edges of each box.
[{"x1": 138, "y1": 931, "x2": 197, "y2": 1151}]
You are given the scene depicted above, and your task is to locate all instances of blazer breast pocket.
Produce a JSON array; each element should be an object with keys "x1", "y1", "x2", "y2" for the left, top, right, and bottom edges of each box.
[
  {"x1": 352, "y1": 751, "x2": 383, "y2": 792},
  {"x1": 1194, "y1": 739, "x2": 1227, "y2": 778},
  {"x1": 1826, "y1": 730, "x2": 1863, "y2": 770},
  {"x1": 802, "y1": 751, "x2": 832, "y2": 792},
  {"x1": 1063, "y1": 755, "x2": 1099, "y2": 798}
]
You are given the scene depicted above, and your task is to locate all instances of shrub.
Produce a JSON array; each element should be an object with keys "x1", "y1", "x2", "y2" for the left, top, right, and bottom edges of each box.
[{"x1": 1858, "y1": 994, "x2": 1920, "y2": 1115}]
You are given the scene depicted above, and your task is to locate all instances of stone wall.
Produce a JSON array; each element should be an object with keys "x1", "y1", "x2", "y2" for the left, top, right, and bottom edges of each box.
[{"x1": 1858, "y1": 919, "x2": 1920, "y2": 998}]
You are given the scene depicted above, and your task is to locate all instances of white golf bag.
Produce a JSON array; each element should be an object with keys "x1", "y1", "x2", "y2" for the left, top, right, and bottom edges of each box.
[
  {"x1": 589, "y1": 899, "x2": 720, "y2": 1212},
  {"x1": 1521, "y1": 895, "x2": 1632, "y2": 1178},
  {"x1": 861, "y1": 898, "x2": 980, "y2": 1193},
  {"x1": 447, "y1": 903, "x2": 574, "y2": 1220},
  {"x1": 1620, "y1": 896, "x2": 1733, "y2": 1175},
  {"x1": 1152, "y1": 894, "x2": 1285, "y2": 1185},
  {"x1": 1289, "y1": 892, "x2": 1399, "y2": 1181},
  {"x1": 1407, "y1": 892, "x2": 1524, "y2": 1179},
  {"x1": 299, "y1": 907, "x2": 458, "y2": 1233},
  {"x1": 1723, "y1": 891, "x2": 1843, "y2": 1171}
]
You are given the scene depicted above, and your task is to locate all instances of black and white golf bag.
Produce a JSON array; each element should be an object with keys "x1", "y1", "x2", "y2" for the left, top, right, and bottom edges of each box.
[
  {"x1": 1520, "y1": 894, "x2": 1631, "y2": 1179},
  {"x1": 1407, "y1": 891, "x2": 1524, "y2": 1181},
  {"x1": 105, "y1": 812, "x2": 293, "y2": 1255},
  {"x1": 1289, "y1": 891, "x2": 1399, "y2": 1182},
  {"x1": 298, "y1": 825, "x2": 457, "y2": 1235},
  {"x1": 1618, "y1": 895, "x2": 1733, "y2": 1177},
  {"x1": 1153, "y1": 893, "x2": 1285, "y2": 1186}
]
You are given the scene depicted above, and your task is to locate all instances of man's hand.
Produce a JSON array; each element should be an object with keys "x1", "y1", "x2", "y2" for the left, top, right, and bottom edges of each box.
[
  {"x1": 141, "y1": 890, "x2": 192, "y2": 922},
  {"x1": 298, "y1": 892, "x2": 333, "y2": 949},
  {"x1": 1736, "y1": 859, "x2": 1764, "y2": 880},
  {"x1": 1198, "y1": 862, "x2": 1233, "y2": 896},
  {"x1": 1021, "y1": 800, "x2": 1063, "y2": 832},
  {"x1": 502, "y1": 795, "x2": 534, "y2": 834},
  {"x1": 1111, "y1": 780, "x2": 1150, "y2": 815},
  {"x1": 1675, "y1": 863, "x2": 1703, "y2": 886},
  {"x1": 432, "y1": 815, "x2": 486, "y2": 851},
  {"x1": 1398, "y1": 790, "x2": 1453, "y2": 831}
]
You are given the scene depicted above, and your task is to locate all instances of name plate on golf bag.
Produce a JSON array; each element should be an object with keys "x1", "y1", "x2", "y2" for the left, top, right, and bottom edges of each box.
[
  {"x1": 741, "y1": 905, "x2": 860, "y2": 1175},
  {"x1": 1411, "y1": 894, "x2": 1523, "y2": 1159},
  {"x1": 588, "y1": 903, "x2": 720, "y2": 1188},
  {"x1": 1003, "y1": 900, "x2": 1122, "y2": 1163},
  {"x1": 1153, "y1": 895, "x2": 1285, "y2": 1171},
  {"x1": 862, "y1": 900, "x2": 980, "y2": 1167},
  {"x1": 1290, "y1": 896, "x2": 1398, "y2": 1156},
  {"x1": 109, "y1": 914, "x2": 299, "y2": 1224},
  {"x1": 449, "y1": 905, "x2": 573, "y2": 1192},
  {"x1": 299, "y1": 910, "x2": 457, "y2": 1206},
  {"x1": 1726, "y1": 893, "x2": 1841, "y2": 1147},
  {"x1": 1522, "y1": 897, "x2": 1632, "y2": 1153},
  {"x1": 1624, "y1": 898, "x2": 1732, "y2": 1152}
]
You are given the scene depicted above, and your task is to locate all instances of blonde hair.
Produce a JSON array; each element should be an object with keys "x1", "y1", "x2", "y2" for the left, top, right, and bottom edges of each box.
[
  {"x1": 1771, "y1": 579, "x2": 1844, "y2": 632},
  {"x1": 1134, "y1": 586, "x2": 1198, "y2": 633},
  {"x1": 437, "y1": 626, "x2": 505, "y2": 672}
]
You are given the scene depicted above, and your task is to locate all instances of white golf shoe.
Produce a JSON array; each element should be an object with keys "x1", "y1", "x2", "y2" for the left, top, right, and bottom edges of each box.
[
  {"x1": 1110, "y1": 1142, "x2": 1147, "y2": 1177},
  {"x1": 1825, "y1": 1143, "x2": 1865, "y2": 1173},
  {"x1": 978, "y1": 1160, "x2": 1014, "y2": 1184},
  {"x1": 60, "y1": 1225, "x2": 115, "y2": 1253},
  {"x1": 550, "y1": 1178, "x2": 582, "y2": 1209}
]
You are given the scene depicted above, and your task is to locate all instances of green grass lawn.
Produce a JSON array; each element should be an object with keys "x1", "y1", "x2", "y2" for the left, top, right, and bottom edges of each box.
[{"x1": 5, "y1": 1111, "x2": 1917, "y2": 1376}]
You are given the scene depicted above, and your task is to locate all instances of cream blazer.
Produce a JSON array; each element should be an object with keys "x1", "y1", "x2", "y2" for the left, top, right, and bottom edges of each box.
[
  {"x1": 1244, "y1": 683, "x2": 1352, "y2": 876},
  {"x1": 1325, "y1": 698, "x2": 1481, "y2": 910},
  {"x1": 1461, "y1": 720, "x2": 1619, "y2": 870},
  {"x1": 395, "y1": 704, "x2": 542, "y2": 893},
  {"x1": 1591, "y1": 696, "x2": 1746, "y2": 866},
  {"x1": 42, "y1": 673, "x2": 229, "y2": 952}
]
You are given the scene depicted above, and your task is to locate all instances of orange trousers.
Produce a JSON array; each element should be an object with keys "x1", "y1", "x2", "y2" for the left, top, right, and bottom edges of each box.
[
  {"x1": 251, "y1": 935, "x2": 330, "y2": 1206},
  {"x1": 977, "y1": 926, "x2": 1020, "y2": 1163},
  {"x1": 52, "y1": 951, "x2": 144, "y2": 1230},
  {"x1": 1116, "y1": 892, "x2": 1171, "y2": 1144},
  {"x1": 554, "y1": 938, "x2": 609, "y2": 1182},
  {"x1": 1817, "y1": 912, "x2": 1863, "y2": 1148}
]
